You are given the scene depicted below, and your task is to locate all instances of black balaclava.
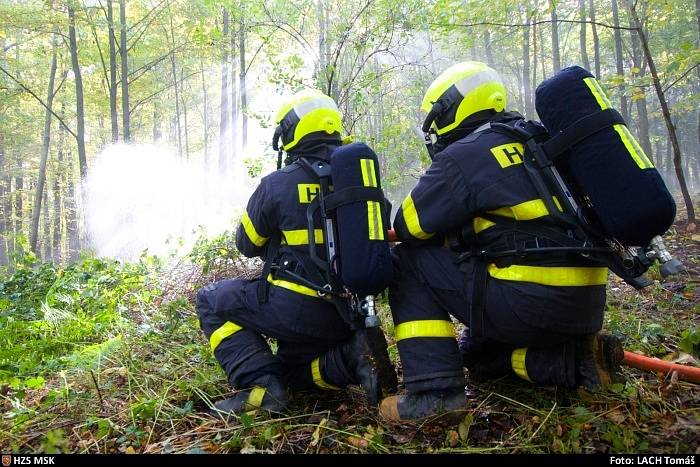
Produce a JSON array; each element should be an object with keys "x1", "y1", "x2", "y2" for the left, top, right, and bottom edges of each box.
[{"x1": 433, "y1": 110, "x2": 524, "y2": 153}]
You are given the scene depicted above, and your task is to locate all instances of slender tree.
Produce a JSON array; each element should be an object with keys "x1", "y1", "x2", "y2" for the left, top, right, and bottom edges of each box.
[
  {"x1": 579, "y1": 0, "x2": 591, "y2": 70},
  {"x1": 550, "y1": 0, "x2": 561, "y2": 72},
  {"x1": 219, "y1": 8, "x2": 229, "y2": 171},
  {"x1": 30, "y1": 32, "x2": 58, "y2": 253},
  {"x1": 119, "y1": 0, "x2": 130, "y2": 141},
  {"x1": 629, "y1": 15, "x2": 653, "y2": 163},
  {"x1": 230, "y1": 18, "x2": 238, "y2": 159},
  {"x1": 239, "y1": 12, "x2": 247, "y2": 150},
  {"x1": 611, "y1": 0, "x2": 630, "y2": 122},
  {"x1": 522, "y1": 4, "x2": 534, "y2": 118},
  {"x1": 588, "y1": 0, "x2": 601, "y2": 77},
  {"x1": 107, "y1": 0, "x2": 119, "y2": 142},
  {"x1": 67, "y1": 4, "x2": 88, "y2": 178}
]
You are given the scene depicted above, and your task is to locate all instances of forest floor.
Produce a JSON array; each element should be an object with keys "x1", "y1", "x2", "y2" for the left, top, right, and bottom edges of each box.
[{"x1": 1, "y1": 215, "x2": 699, "y2": 454}]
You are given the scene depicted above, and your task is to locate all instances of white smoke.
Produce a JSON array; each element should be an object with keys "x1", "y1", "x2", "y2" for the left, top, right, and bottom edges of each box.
[{"x1": 83, "y1": 143, "x2": 254, "y2": 261}]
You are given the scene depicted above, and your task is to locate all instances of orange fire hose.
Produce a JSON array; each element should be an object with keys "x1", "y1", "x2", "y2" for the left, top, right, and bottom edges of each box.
[
  {"x1": 623, "y1": 351, "x2": 700, "y2": 384},
  {"x1": 386, "y1": 229, "x2": 700, "y2": 384}
]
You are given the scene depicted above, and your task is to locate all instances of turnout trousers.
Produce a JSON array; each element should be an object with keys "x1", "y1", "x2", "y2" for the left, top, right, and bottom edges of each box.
[
  {"x1": 389, "y1": 244, "x2": 606, "y2": 392},
  {"x1": 196, "y1": 278, "x2": 361, "y2": 392}
]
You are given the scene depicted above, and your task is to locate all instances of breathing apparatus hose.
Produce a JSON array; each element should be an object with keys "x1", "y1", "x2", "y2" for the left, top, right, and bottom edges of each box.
[{"x1": 386, "y1": 229, "x2": 699, "y2": 384}]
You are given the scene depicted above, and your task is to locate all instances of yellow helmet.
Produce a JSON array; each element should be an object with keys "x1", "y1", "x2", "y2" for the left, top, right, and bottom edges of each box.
[
  {"x1": 421, "y1": 61, "x2": 506, "y2": 136},
  {"x1": 272, "y1": 89, "x2": 343, "y2": 152}
]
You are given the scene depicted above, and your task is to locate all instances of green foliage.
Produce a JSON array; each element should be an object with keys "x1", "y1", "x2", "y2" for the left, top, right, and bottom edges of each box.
[
  {"x1": 679, "y1": 327, "x2": 700, "y2": 357},
  {"x1": 0, "y1": 240, "x2": 149, "y2": 383},
  {"x1": 188, "y1": 225, "x2": 243, "y2": 275}
]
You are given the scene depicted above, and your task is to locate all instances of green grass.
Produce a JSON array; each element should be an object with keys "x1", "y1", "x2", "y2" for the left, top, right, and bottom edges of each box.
[{"x1": 1, "y1": 228, "x2": 698, "y2": 454}]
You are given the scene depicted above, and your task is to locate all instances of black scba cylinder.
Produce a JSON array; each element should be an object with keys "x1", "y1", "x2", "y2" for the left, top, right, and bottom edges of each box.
[
  {"x1": 331, "y1": 142, "x2": 393, "y2": 296},
  {"x1": 535, "y1": 66, "x2": 676, "y2": 246}
]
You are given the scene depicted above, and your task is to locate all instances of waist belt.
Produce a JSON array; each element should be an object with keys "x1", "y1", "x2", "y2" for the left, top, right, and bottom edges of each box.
[{"x1": 266, "y1": 273, "x2": 331, "y2": 300}]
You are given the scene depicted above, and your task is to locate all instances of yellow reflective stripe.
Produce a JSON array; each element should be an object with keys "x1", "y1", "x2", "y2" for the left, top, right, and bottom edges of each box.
[
  {"x1": 311, "y1": 357, "x2": 340, "y2": 390},
  {"x1": 240, "y1": 212, "x2": 269, "y2": 247},
  {"x1": 267, "y1": 274, "x2": 326, "y2": 299},
  {"x1": 247, "y1": 386, "x2": 266, "y2": 409},
  {"x1": 281, "y1": 229, "x2": 324, "y2": 245},
  {"x1": 613, "y1": 124, "x2": 654, "y2": 169},
  {"x1": 395, "y1": 320, "x2": 454, "y2": 342},
  {"x1": 488, "y1": 264, "x2": 608, "y2": 286},
  {"x1": 473, "y1": 217, "x2": 497, "y2": 234},
  {"x1": 473, "y1": 197, "x2": 563, "y2": 234},
  {"x1": 210, "y1": 321, "x2": 243, "y2": 352},
  {"x1": 584, "y1": 77, "x2": 653, "y2": 170},
  {"x1": 583, "y1": 77, "x2": 612, "y2": 110},
  {"x1": 360, "y1": 159, "x2": 384, "y2": 241},
  {"x1": 511, "y1": 348, "x2": 532, "y2": 382},
  {"x1": 400, "y1": 193, "x2": 434, "y2": 240}
]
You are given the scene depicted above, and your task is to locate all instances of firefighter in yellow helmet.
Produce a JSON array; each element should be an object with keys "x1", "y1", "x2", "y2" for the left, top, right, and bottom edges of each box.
[
  {"x1": 195, "y1": 89, "x2": 394, "y2": 416},
  {"x1": 379, "y1": 62, "x2": 623, "y2": 421}
]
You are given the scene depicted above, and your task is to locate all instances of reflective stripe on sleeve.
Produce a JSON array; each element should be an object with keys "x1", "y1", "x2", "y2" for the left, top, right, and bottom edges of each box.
[
  {"x1": 241, "y1": 212, "x2": 269, "y2": 247},
  {"x1": 400, "y1": 193, "x2": 434, "y2": 240}
]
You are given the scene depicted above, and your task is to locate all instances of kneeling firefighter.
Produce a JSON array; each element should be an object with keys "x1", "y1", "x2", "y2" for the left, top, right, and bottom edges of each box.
[
  {"x1": 380, "y1": 62, "x2": 627, "y2": 421},
  {"x1": 196, "y1": 89, "x2": 397, "y2": 416}
]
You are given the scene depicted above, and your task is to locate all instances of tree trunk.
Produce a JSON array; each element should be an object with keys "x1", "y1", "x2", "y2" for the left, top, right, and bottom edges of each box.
[
  {"x1": 538, "y1": 21, "x2": 546, "y2": 79},
  {"x1": 696, "y1": 0, "x2": 700, "y2": 174},
  {"x1": 627, "y1": 1, "x2": 695, "y2": 224},
  {"x1": 611, "y1": 0, "x2": 629, "y2": 123},
  {"x1": 521, "y1": 5, "x2": 533, "y2": 118},
  {"x1": 53, "y1": 142, "x2": 63, "y2": 264},
  {"x1": 66, "y1": 161, "x2": 79, "y2": 262},
  {"x1": 181, "y1": 68, "x2": 190, "y2": 160},
  {"x1": 14, "y1": 165, "x2": 23, "y2": 239},
  {"x1": 578, "y1": 0, "x2": 590, "y2": 70},
  {"x1": 219, "y1": 8, "x2": 229, "y2": 172},
  {"x1": 239, "y1": 14, "x2": 247, "y2": 150},
  {"x1": 107, "y1": 0, "x2": 119, "y2": 142},
  {"x1": 200, "y1": 58, "x2": 209, "y2": 167},
  {"x1": 30, "y1": 34, "x2": 58, "y2": 253},
  {"x1": 629, "y1": 15, "x2": 653, "y2": 163},
  {"x1": 317, "y1": 0, "x2": 326, "y2": 89},
  {"x1": 119, "y1": 0, "x2": 130, "y2": 141},
  {"x1": 0, "y1": 132, "x2": 6, "y2": 265},
  {"x1": 532, "y1": 16, "x2": 538, "y2": 89},
  {"x1": 168, "y1": 14, "x2": 183, "y2": 159},
  {"x1": 589, "y1": 0, "x2": 601, "y2": 77},
  {"x1": 42, "y1": 184, "x2": 50, "y2": 261},
  {"x1": 484, "y1": 30, "x2": 495, "y2": 68},
  {"x1": 550, "y1": 1, "x2": 561, "y2": 72},
  {"x1": 230, "y1": 20, "x2": 238, "y2": 159},
  {"x1": 68, "y1": 5, "x2": 88, "y2": 179},
  {"x1": 153, "y1": 107, "x2": 161, "y2": 141}
]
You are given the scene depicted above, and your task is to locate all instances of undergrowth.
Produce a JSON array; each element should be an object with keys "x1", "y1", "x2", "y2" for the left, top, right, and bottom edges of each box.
[{"x1": 0, "y1": 224, "x2": 698, "y2": 454}]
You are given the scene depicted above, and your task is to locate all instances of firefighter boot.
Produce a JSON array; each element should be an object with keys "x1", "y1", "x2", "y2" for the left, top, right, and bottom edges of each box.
[
  {"x1": 379, "y1": 387, "x2": 467, "y2": 422},
  {"x1": 575, "y1": 332, "x2": 624, "y2": 391},
  {"x1": 212, "y1": 374, "x2": 289, "y2": 418},
  {"x1": 340, "y1": 329, "x2": 384, "y2": 406}
]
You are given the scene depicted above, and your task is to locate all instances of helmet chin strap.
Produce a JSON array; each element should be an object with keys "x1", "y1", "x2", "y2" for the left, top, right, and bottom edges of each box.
[
  {"x1": 421, "y1": 101, "x2": 445, "y2": 161},
  {"x1": 272, "y1": 125, "x2": 284, "y2": 169}
]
